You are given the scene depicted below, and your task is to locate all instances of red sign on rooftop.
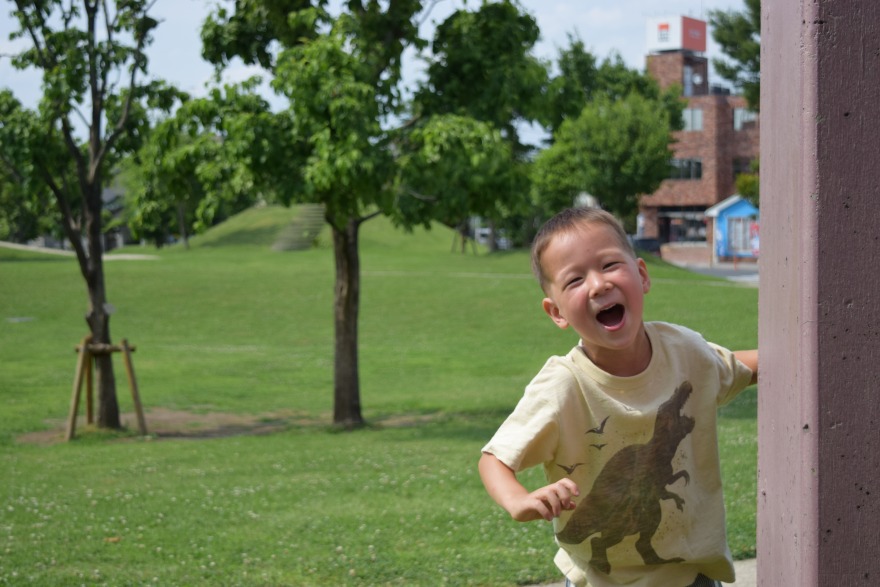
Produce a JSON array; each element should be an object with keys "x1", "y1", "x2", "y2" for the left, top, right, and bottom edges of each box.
[{"x1": 646, "y1": 16, "x2": 706, "y2": 53}]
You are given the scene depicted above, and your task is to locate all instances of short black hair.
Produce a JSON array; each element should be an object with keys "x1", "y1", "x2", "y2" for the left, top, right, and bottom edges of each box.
[{"x1": 530, "y1": 207, "x2": 634, "y2": 293}]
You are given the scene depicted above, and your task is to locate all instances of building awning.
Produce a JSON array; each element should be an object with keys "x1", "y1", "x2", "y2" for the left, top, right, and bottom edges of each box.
[{"x1": 657, "y1": 210, "x2": 706, "y2": 220}]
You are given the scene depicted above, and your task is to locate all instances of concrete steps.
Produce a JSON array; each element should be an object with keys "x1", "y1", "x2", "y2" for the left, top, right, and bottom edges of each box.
[{"x1": 272, "y1": 204, "x2": 326, "y2": 251}]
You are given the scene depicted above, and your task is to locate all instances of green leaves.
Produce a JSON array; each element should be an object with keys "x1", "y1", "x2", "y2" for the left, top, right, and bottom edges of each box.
[
  {"x1": 124, "y1": 81, "x2": 284, "y2": 245},
  {"x1": 709, "y1": 0, "x2": 761, "y2": 111},
  {"x1": 415, "y1": 0, "x2": 547, "y2": 150},
  {"x1": 200, "y1": 0, "x2": 324, "y2": 69},
  {"x1": 0, "y1": 97, "x2": 54, "y2": 241},
  {"x1": 532, "y1": 36, "x2": 686, "y2": 228},
  {"x1": 0, "y1": 89, "x2": 75, "y2": 239},
  {"x1": 544, "y1": 40, "x2": 684, "y2": 135},
  {"x1": 393, "y1": 114, "x2": 518, "y2": 230},
  {"x1": 272, "y1": 26, "x2": 391, "y2": 227},
  {"x1": 533, "y1": 93, "x2": 674, "y2": 223}
]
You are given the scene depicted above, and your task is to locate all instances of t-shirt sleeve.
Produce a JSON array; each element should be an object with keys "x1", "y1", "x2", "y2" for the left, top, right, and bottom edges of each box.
[
  {"x1": 481, "y1": 357, "x2": 575, "y2": 472},
  {"x1": 707, "y1": 341, "x2": 755, "y2": 406}
]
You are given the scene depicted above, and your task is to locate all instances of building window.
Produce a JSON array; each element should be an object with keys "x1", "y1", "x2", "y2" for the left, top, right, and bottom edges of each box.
[
  {"x1": 658, "y1": 23, "x2": 669, "y2": 42},
  {"x1": 658, "y1": 208, "x2": 708, "y2": 242},
  {"x1": 669, "y1": 158, "x2": 703, "y2": 180},
  {"x1": 733, "y1": 107, "x2": 757, "y2": 131},
  {"x1": 728, "y1": 217, "x2": 758, "y2": 254},
  {"x1": 682, "y1": 108, "x2": 703, "y2": 131}
]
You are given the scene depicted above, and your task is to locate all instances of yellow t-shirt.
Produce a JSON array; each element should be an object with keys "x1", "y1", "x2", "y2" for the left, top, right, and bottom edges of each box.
[{"x1": 482, "y1": 322, "x2": 754, "y2": 587}]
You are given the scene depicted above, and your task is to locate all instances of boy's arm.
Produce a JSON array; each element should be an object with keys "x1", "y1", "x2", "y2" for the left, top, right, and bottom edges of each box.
[
  {"x1": 478, "y1": 452, "x2": 579, "y2": 522},
  {"x1": 734, "y1": 349, "x2": 758, "y2": 385}
]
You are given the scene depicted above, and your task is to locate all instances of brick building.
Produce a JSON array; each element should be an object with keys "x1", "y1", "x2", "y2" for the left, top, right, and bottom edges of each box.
[{"x1": 637, "y1": 16, "x2": 759, "y2": 262}]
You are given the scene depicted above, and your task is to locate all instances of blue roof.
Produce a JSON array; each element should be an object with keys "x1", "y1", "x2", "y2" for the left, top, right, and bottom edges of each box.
[{"x1": 705, "y1": 194, "x2": 758, "y2": 218}]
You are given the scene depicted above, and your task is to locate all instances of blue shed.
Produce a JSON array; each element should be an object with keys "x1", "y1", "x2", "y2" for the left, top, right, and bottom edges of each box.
[{"x1": 705, "y1": 195, "x2": 759, "y2": 264}]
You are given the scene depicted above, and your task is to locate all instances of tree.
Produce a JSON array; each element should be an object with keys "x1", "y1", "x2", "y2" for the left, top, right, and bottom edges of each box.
[
  {"x1": 201, "y1": 2, "x2": 508, "y2": 428},
  {"x1": 1, "y1": 0, "x2": 165, "y2": 429},
  {"x1": 709, "y1": 0, "x2": 761, "y2": 111},
  {"x1": 531, "y1": 38, "x2": 683, "y2": 235},
  {"x1": 736, "y1": 158, "x2": 759, "y2": 205},
  {"x1": 543, "y1": 34, "x2": 598, "y2": 135},
  {"x1": 393, "y1": 113, "x2": 521, "y2": 248},
  {"x1": 125, "y1": 80, "x2": 284, "y2": 248},
  {"x1": 532, "y1": 94, "x2": 675, "y2": 226},
  {"x1": 415, "y1": 0, "x2": 547, "y2": 152},
  {"x1": 413, "y1": 0, "x2": 546, "y2": 250},
  {"x1": 270, "y1": 18, "x2": 396, "y2": 429},
  {"x1": 0, "y1": 92, "x2": 60, "y2": 242},
  {"x1": 544, "y1": 38, "x2": 684, "y2": 136}
]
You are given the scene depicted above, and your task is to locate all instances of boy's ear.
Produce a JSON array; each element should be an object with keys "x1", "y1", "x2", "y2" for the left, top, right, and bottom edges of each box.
[
  {"x1": 638, "y1": 258, "x2": 651, "y2": 294},
  {"x1": 542, "y1": 297, "x2": 569, "y2": 329}
]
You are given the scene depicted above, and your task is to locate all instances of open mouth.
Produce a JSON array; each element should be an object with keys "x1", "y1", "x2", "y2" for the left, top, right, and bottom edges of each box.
[{"x1": 596, "y1": 304, "x2": 625, "y2": 329}]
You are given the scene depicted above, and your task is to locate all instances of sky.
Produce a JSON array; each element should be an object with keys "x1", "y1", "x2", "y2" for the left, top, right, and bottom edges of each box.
[{"x1": 0, "y1": 0, "x2": 745, "y2": 121}]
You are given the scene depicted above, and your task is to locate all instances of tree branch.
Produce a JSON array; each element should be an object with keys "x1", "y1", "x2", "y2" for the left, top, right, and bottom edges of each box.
[
  {"x1": 12, "y1": 0, "x2": 53, "y2": 68},
  {"x1": 60, "y1": 115, "x2": 88, "y2": 189},
  {"x1": 356, "y1": 210, "x2": 383, "y2": 227},
  {"x1": 406, "y1": 188, "x2": 437, "y2": 202},
  {"x1": 388, "y1": 112, "x2": 423, "y2": 133},
  {"x1": 417, "y1": 0, "x2": 445, "y2": 26},
  {"x1": 35, "y1": 160, "x2": 89, "y2": 276},
  {"x1": 84, "y1": 0, "x2": 103, "y2": 178},
  {"x1": 96, "y1": 2, "x2": 154, "y2": 170}
]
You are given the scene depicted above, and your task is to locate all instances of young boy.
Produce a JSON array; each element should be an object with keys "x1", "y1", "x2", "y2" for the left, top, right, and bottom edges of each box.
[{"x1": 479, "y1": 207, "x2": 758, "y2": 587}]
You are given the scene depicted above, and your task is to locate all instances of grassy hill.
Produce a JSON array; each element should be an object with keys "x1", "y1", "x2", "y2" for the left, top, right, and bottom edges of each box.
[
  {"x1": 168, "y1": 204, "x2": 471, "y2": 253},
  {"x1": 185, "y1": 204, "x2": 303, "y2": 249},
  {"x1": 0, "y1": 205, "x2": 758, "y2": 585}
]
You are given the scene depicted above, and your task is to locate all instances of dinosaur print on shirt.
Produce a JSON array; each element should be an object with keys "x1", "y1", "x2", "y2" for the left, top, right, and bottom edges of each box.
[{"x1": 555, "y1": 381, "x2": 696, "y2": 575}]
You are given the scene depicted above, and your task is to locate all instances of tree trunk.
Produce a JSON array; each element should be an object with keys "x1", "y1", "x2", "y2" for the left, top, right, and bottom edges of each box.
[
  {"x1": 459, "y1": 221, "x2": 469, "y2": 254},
  {"x1": 83, "y1": 185, "x2": 121, "y2": 430},
  {"x1": 177, "y1": 202, "x2": 190, "y2": 250},
  {"x1": 88, "y1": 295, "x2": 121, "y2": 429},
  {"x1": 331, "y1": 218, "x2": 364, "y2": 429},
  {"x1": 487, "y1": 219, "x2": 498, "y2": 253}
]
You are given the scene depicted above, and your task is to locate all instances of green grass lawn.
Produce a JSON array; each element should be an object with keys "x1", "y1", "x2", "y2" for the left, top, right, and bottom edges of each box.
[{"x1": 0, "y1": 206, "x2": 758, "y2": 585}]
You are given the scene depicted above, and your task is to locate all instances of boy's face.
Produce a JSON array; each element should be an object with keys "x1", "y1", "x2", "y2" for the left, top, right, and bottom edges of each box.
[{"x1": 540, "y1": 223, "x2": 651, "y2": 372}]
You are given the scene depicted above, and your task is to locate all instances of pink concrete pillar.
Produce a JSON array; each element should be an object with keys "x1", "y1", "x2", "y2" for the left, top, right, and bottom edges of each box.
[{"x1": 758, "y1": 1, "x2": 880, "y2": 585}]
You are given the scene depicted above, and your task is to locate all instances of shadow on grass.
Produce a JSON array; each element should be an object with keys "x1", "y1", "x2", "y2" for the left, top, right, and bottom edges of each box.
[
  {"x1": 365, "y1": 409, "x2": 510, "y2": 443},
  {"x1": 17, "y1": 407, "x2": 511, "y2": 445},
  {"x1": 0, "y1": 253, "x2": 74, "y2": 263},
  {"x1": 18, "y1": 395, "x2": 756, "y2": 446}
]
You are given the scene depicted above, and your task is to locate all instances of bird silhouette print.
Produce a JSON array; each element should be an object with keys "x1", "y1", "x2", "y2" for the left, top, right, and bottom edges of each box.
[
  {"x1": 586, "y1": 415, "x2": 610, "y2": 435},
  {"x1": 557, "y1": 462, "x2": 586, "y2": 475},
  {"x1": 555, "y1": 381, "x2": 696, "y2": 575}
]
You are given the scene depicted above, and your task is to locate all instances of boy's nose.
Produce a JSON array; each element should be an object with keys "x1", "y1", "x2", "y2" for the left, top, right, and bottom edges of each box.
[{"x1": 588, "y1": 274, "x2": 612, "y2": 298}]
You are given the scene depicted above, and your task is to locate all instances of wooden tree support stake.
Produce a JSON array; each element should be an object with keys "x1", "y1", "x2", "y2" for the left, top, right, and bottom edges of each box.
[
  {"x1": 66, "y1": 336, "x2": 148, "y2": 441},
  {"x1": 120, "y1": 339, "x2": 147, "y2": 437}
]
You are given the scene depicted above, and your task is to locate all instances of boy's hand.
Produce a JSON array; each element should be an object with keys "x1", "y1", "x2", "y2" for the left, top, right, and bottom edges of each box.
[
  {"x1": 510, "y1": 479, "x2": 580, "y2": 522},
  {"x1": 734, "y1": 349, "x2": 759, "y2": 385},
  {"x1": 479, "y1": 452, "x2": 579, "y2": 522}
]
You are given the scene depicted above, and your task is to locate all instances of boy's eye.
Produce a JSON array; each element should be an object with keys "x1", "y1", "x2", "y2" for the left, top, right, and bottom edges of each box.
[
  {"x1": 564, "y1": 277, "x2": 582, "y2": 289},
  {"x1": 603, "y1": 261, "x2": 621, "y2": 270}
]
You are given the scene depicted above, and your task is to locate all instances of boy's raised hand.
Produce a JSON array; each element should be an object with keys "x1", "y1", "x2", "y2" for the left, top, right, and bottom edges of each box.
[
  {"x1": 515, "y1": 479, "x2": 580, "y2": 522},
  {"x1": 479, "y1": 452, "x2": 579, "y2": 522}
]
